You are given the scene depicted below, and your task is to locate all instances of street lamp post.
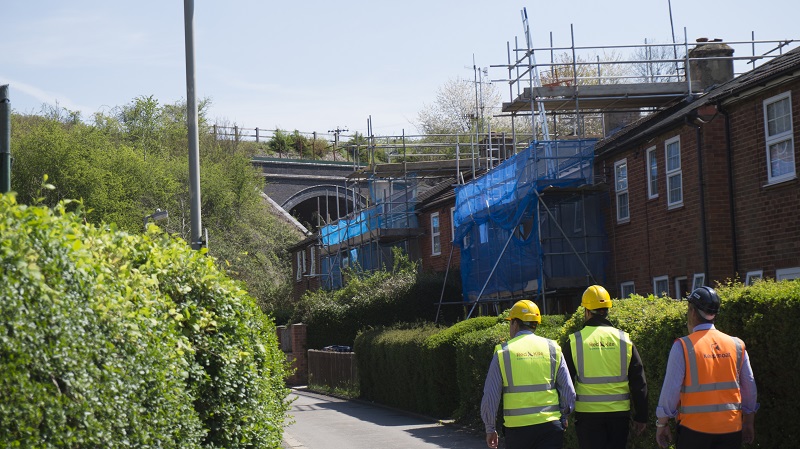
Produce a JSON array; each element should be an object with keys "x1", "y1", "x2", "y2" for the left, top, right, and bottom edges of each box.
[{"x1": 144, "y1": 208, "x2": 169, "y2": 231}]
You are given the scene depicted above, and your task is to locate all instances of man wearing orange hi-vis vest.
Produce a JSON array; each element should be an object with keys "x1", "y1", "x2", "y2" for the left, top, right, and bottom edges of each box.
[
  {"x1": 564, "y1": 285, "x2": 649, "y2": 449},
  {"x1": 481, "y1": 300, "x2": 576, "y2": 449},
  {"x1": 656, "y1": 286, "x2": 759, "y2": 449}
]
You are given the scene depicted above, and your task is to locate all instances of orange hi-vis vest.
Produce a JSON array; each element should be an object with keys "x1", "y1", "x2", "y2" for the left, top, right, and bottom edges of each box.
[{"x1": 677, "y1": 328, "x2": 745, "y2": 434}]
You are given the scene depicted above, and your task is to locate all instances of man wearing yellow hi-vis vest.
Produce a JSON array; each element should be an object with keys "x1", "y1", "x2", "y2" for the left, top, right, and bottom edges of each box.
[
  {"x1": 481, "y1": 300, "x2": 576, "y2": 449},
  {"x1": 564, "y1": 285, "x2": 648, "y2": 449}
]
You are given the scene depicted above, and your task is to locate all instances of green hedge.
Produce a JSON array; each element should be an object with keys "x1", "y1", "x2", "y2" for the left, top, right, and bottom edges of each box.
[
  {"x1": 354, "y1": 323, "x2": 442, "y2": 414},
  {"x1": 0, "y1": 195, "x2": 290, "y2": 448}
]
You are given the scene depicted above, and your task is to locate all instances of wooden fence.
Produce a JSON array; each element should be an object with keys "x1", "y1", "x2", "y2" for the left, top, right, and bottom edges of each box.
[{"x1": 307, "y1": 350, "x2": 358, "y2": 390}]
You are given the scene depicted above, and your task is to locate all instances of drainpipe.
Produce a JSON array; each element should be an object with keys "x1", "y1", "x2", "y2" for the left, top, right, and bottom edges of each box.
[
  {"x1": 717, "y1": 104, "x2": 739, "y2": 276},
  {"x1": 686, "y1": 117, "x2": 710, "y2": 281}
]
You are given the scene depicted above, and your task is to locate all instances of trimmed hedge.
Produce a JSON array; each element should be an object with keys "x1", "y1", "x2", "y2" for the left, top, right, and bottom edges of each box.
[{"x1": 0, "y1": 195, "x2": 290, "y2": 448}]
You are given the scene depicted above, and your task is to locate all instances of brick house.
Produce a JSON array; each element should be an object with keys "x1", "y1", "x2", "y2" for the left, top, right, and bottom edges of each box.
[
  {"x1": 595, "y1": 44, "x2": 800, "y2": 298},
  {"x1": 289, "y1": 235, "x2": 320, "y2": 302},
  {"x1": 417, "y1": 178, "x2": 461, "y2": 274}
]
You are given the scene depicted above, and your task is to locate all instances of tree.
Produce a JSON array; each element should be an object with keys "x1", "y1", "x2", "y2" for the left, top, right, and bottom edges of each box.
[
  {"x1": 9, "y1": 98, "x2": 303, "y2": 320},
  {"x1": 631, "y1": 40, "x2": 683, "y2": 83},
  {"x1": 416, "y1": 77, "x2": 511, "y2": 136}
]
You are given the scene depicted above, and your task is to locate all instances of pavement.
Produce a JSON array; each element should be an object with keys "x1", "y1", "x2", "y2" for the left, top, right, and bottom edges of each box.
[{"x1": 283, "y1": 387, "x2": 487, "y2": 449}]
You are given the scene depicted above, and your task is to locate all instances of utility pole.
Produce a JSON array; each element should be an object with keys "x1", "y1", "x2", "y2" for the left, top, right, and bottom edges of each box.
[
  {"x1": 328, "y1": 127, "x2": 348, "y2": 162},
  {"x1": 0, "y1": 85, "x2": 10, "y2": 194},
  {"x1": 184, "y1": 0, "x2": 203, "y2": 250}
]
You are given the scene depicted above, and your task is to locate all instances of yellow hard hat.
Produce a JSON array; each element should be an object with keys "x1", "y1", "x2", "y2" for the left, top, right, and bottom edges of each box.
[
  {"x1": 507, "y1": 300, "x2": 541, "y2": 323},
  {"x1": 582, "y1": 285, "x2": 612, "y2": 310}
]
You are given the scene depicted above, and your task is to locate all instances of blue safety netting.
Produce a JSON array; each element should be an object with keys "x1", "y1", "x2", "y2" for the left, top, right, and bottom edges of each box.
[
  {"x1": 319, "y1": 177, "x2": 419, "y2": 289},
  {"x1": 453, "y1": 139, "x2": 601, "y2": 302}
]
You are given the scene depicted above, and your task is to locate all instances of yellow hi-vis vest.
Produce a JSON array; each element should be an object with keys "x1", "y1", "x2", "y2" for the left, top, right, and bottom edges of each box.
[
  {"x1": 496, "y1": 333, "x2": 562, "y2": 427},
  {"x1": 569, "y1": 326, "x2": 632, "y2": 413}
]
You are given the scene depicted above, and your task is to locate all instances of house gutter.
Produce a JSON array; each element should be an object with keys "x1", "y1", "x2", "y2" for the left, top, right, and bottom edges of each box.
[
  {"x1": 716, "y1": 104, "x2": 739, "y2": 276},
  {"x1": 686, "y1": 117, "x2": 710, "y2": 282}
]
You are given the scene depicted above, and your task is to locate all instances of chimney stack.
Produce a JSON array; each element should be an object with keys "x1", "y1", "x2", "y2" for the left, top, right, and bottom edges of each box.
[{"x1": 688, "y1": 38, "x2": 734, "y2": 92}]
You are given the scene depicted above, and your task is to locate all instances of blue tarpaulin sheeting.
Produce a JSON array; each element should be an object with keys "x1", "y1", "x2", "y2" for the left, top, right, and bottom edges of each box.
[{"x1": 453, "y1": 139, "x2": 601, "y2": 302}]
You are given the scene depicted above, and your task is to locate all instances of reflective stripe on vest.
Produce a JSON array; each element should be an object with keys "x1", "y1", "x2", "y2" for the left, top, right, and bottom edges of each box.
[
  {"x1": 497, "y1": 335, "x2": 561, "y2": 427},
  {"x1": 570, "y1": 327, "x2": 632, "y2": 413},
  {"x1": 678, "y1": 330, "x2": 744, "y2": 434}
]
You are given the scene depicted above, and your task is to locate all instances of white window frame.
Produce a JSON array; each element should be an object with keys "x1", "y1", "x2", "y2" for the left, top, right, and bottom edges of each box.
[
  {"x1": 430, "y1": 212, "x2": 441, "y2": 256},
  {"x1": 692, "y1": 273, "x2": 706, "y2": 290},
  {"x1": 745, "y1": 270, "x2": 762, "y2": 285},
  {"x1": 674, "y1": 276, "x2": 688, "y2": 300},
  {"x1": 450, "y1": 207, "x2": 456, "y2": 243},
  {"x1": 614, "y1": 159, "x2": 630, "y2": 223},
  {"x1": 653, "y1": 275, "x2": 670, "y2": 297},
  {"x1": 646, "y1": 146, "x2": 658, "y2": 199},
  {"x1": 620, "y1": 281, "x2": 635, "y2": 298},
  {"x1": 295, "y1": 251, "x2": 302, "y2": 281},
  {"x1": 665, "y1": 136, "x2": 683, "y2": 208},
  {"x1": 763, "y1": 91, "x2": 796, "y2": 184},
  {"x1": 777, "y1": 267, "x2": 800, "y2": 281},
  {"x1": 310, "y1": 246, "x2": 316, "y2": 276}
]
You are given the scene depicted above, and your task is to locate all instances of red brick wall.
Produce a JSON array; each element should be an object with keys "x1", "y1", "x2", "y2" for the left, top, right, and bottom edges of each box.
[
  {"x1": 419, "y1": 203, "x2": 462, "y2": 273},
  {"x1": 600, "y1": 117, "x2": 735, "y2": 298},
  {"x1": 291, "y1": 245, "x2": 321, "y2": 301},
  {"x1": 277, "y1": 323, "x2": 308, "y2": 385},
  {"x1": 725, "y1": 83, "x2": 800, "y2": 279},
  {"x1": 601, "y1": 81, "x2": 800, "y2": 296}
]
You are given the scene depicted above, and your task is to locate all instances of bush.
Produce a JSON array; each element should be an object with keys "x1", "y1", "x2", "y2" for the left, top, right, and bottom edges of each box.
[
  {"x1": 0, "y1": 195, "x2": 290, "y2": 448},
  {"x1": 293, "y1": 249, "x2": 440, "y2": 349},
  {"x1": 354, "y1": 323, "x2": 441, "y2": 414},
  {"x1": 422, "y1": 316, "x2": 500, "y2": 417}
]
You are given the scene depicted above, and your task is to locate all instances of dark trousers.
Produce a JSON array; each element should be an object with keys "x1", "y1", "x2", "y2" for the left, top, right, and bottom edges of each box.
[
  {"x1": 676, "y1": 425, "x2": 742, "y2": 449},
  {"x1": 575, "y1": 414, "x2": 630, "y2": 449},
  {"x1": 503, "y1": 420, "x2": 564, "y2": 449}
]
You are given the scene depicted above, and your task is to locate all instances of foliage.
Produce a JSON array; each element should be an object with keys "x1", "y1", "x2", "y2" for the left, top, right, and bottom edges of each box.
[
  {"x1": 714, "y1": 279, "x2": 800, "y2": 448},
  {"x1": 354, "y1": 323, "x2": 442, "y2": 414},
  {"x1": 415, "y1": 77, "x2": 512, "y2": 136},
  {"x1": 9, "y1": 98, "x2": 302, "y2": 319},
  {"x1": 0, "y1": 195, "x2": 290, "y2": 448},
  {"x1": 422, "y1": 316, "x2": 500, "y2": 417},
  {"x1": 292, "y1": 248, "x2": 440, "y2": 349}
]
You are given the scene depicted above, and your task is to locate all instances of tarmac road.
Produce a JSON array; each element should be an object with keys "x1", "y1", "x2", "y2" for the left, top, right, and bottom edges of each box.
[{"x1": 283, "y1": 388, "x2": 487, "y2": 449}]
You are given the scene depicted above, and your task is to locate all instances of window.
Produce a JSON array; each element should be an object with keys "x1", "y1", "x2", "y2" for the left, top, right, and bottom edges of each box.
[
  {"x1": 653, "y1": 275, "x2": 669, "y2": 297},
  {"x1": 302, "y1": 248, "x2": 307, "y2": 274},
  {"x1": 745, "y1": 270, "x2": 762, "y2": 285},
  {"x1": 430, "y1": 212, "x2": 441, "y2": 255},
  {"x1": 310, "y1": 246, "x2": 316, "y2": 276},
  {"x1": 295, "y1": 252, "x2": 302, "y2": 281},
  {"x1": 777, "y1": 267, "x2": 800, "y2": 281},
  {"x1": 573, "y1": 202, "x2": 584, "y2": 233},
  {"x1": 675, "y1": 276, "x2": 689, "y2": 299},
  {"x1": 665, "y1": 137, "x2": 683, "y2": 208},
  {"x1": 763, "y1": 92, "x2": 796, "y2": 184},
  {"x1": 620, "y1": 282, "x2": 635, "y2": 298},
  {"x1": 646, "y1": 146, "x2": 658, "y2": 199},
  {"x1": 615, "y1": 159, "x2": 629, "y2": 222},
  {"x1": 692, "y1": 273, "x2": 705, "y2": 290},
  {"x1": 450, "y1": 207, "x2": 456, "y2": 243}
]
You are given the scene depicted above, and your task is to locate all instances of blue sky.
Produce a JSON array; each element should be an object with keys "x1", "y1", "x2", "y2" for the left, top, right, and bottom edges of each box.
[{"x1": 2, "y1": 1, "x2": 797, "y2": 137}]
